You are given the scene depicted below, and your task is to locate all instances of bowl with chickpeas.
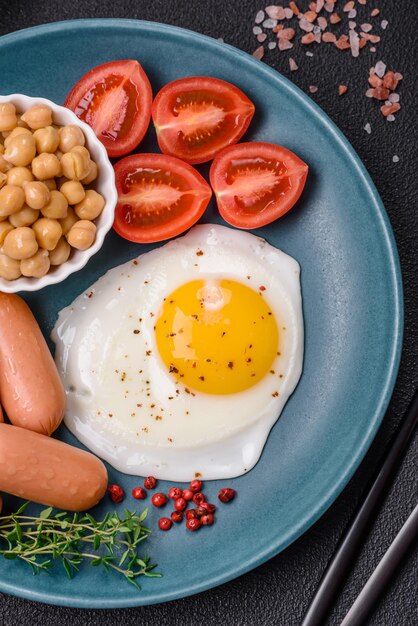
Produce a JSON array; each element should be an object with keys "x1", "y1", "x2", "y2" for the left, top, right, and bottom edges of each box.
[{"x1": 0, "y1": 94, "x2": 117, "y2": 292}]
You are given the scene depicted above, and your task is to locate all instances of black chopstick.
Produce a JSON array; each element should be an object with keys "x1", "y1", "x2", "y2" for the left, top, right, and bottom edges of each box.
[
  {"x1": 340, "y1": 501, "x2": 418, "y2": 626},
  {"x1": 301, "y1": 388, "x2": 418, "y2": 626}
]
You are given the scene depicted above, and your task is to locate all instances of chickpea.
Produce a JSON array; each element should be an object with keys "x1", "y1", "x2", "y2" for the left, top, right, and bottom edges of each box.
[
  {"x1": 74, "y1": 189, "x2": 104, "y2": 220},
  {"x1": 0, "y1": 172, "x2": 7, "y2": 190},
  {"x1": 60, "y1": 146, "x2": 90, "y2": 181},
  {"x1": 0, "y1": 252, "x2": 21, "y2": 280},
  {"x1": 4, "y1": 127, "x2": 32, "y2": 148},
  {"x1": 9, "y1": 206, "x2": 39, "y2": 228},
  {"x1": 20, "y1": 248, "x2": 50, "y2": 278},
  {"x1": 43, "y1": 178, "x2": 57, "y2": 191},
  {"x1": 7, "y1": 166, "x2": 33, "y2": 187},
  {"x1": 3, "y1": 226, "x2": 38, "y2": 260},
  {"x1": 49, "y1": 237, "x2": 71, "y2": 266},
  {"x1": 66, "y1": 219, "x2": 96, "y2": 250},
  {"x1": 0, "y1": 221, "x2": 13, "y2": 245},
  {"x1": 20, "y1": 104, "x2": 53, "y2": 130},
  {"x1": 59, "y1": 206, "x2": 78, "y2": 235},
  {"x1": 3, "y1": 133, "x2": 36, "y2": 167},
  {"x1": 41, "y1": 190, "x2": 68, "y2": 219},
  {"x1": 60, "y1": 180, "x2": 85, "y2": 205},
  {"x1": 0, "y1": 154, "x2": 10, "y2": 174},
  {"x1": 58, "y1": 124, "x2": 85, "y2": 153},
  {"x1": 23, "y1": 181, "x2": 50, "y2": 210},
  {"x1": 0, "y1": 184, "x2": 25, "y2": 217},
  {"x1": 33, "y1": 126, "x2": 60, "y2": 154},
  {"x1": 16, "y1": 115, "x2": 29, "y2": 129},
  {"x1": 81, "y1": 160, "x2": 98, "y2": 185},
  {"x1": 31, "y1": 153, "x2": 61, "y2": 180},
  {"x1": 32, "y1": 217, "x2": 62, "y2": 250},
  {"x1": 0, "y1": 103, "x2": 17, "y2": 133}
]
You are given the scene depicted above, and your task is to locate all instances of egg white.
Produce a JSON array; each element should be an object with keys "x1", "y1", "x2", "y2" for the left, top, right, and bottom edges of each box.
[{"x1": 52, "y1": 224, "x2": 304, "y2": 480}]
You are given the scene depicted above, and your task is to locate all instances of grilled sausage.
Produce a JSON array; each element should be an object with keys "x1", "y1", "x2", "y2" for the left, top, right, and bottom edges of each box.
[
  {"x1": 0, "y1": 293, "x2": 66, "y2": 435},
  {"x1": 0, "y1": 423, "x2": 108, "y2": 511}
]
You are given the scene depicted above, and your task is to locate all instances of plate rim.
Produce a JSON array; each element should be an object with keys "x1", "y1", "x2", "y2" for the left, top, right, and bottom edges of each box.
[{"x1": 0, "y1": 17, "x2": 404, "y2": 609}]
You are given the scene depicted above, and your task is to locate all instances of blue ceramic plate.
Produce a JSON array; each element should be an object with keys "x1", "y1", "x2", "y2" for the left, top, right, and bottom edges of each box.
[{"x1": 0, "y1": 19, "x2": 402, "y2": 608}]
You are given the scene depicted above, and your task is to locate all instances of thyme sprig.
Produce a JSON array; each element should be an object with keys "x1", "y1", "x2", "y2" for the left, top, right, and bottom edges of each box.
[{"x1": 0, "y1": 502, "x2": 160, "y2": 588}]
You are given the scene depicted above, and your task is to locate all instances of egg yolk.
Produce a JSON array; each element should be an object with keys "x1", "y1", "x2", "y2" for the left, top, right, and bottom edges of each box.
[{"x1": 155, "y1": 279, "x2": 279, "y2": 394}]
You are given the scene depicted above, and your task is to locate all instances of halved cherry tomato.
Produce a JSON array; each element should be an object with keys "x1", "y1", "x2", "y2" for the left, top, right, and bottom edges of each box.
[
  {"x1": 152, "y1": 77, "x2": 255, "y2": 164},
  {"x1": 64, "y1": 60, "x2": 152, "y2": 157},
  {"x1": 209, "y1": 142, "x2": 308, "y2": 229},
  {"x1": 113, "y1": 154, "x2": 212, "y2": 243}
]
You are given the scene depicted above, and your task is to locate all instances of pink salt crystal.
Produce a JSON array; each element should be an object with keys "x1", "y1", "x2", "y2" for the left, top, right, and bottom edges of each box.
[
  {"x1": 365, "y1": 88, "x2": 376, "y2": 98},
  {"x1": 289, "y1": 57, "x2": 299, "y2": 71},
  {"x1": 381, "y1": 20, "x2": 388, "y2": 29},
  {"x1": 284, "y1": 8, "x2": 294, "y2": 19},
  {"x1": 348, "y1": 9, "x2": 357, "y2": 18},
  {"x1": 317, "y1": 16, "x2": 328, "y2": 29},
  {"x1": 394, "y1": 72, "x2": 403, "y2": 81},
  {"x1": 370, "y1": 46, "x2": 376, "y2": 52},
  {"x1": 388, "y1": 93, "x2": 399, "y2": 103},
  {"x1": 343, "y1": 1, "x2": 355, "y2": 12},
  {"x1": 255, "y1": 10, "x2": 265, "y2": 23},
  {"x1": 322, "y1": 32, "x2": 337, "y2": 42},
  {"x1": 309, "y1": 85, "x2": 318, "y2": 93},
  {"x1": 349, "y1": 30, "x2": 360, "y2": 57},
  {"x1": 263, "y1": 18, "x2": 278, "y2": 28},
  {"x1": 371, "y1": 8, "x2": 380, "y2": 17},
  {"x1": 278, "y1": 38, "x2": 294, "y2": 50},
  {"x1": 361, "y1": 23, "x2": 373, "y2": 32},
  {"x1": 278, "y1": 28, "x2": 296, "y2": 39},
  {"x1": 324, "y1": 2, "x2": 334, "y2": 12},
  {"x1": 257, "y1": 33, "x2": 267, "y2": 42},
  {"x1": 299, "y1": 18, "x2": 315, "y2": 32},
  {"x1": 253, "y1": 45, "x2": 265, "y2": 60},
  {"x1": 268, "y1": 41, "x2": 277, "y2": 49},
  {"x1": 266, "y1": 5, "x2": 286, "y2": 19},
  {"x1": 374, "y1": 60, "x2": 386, "y2": 77}
]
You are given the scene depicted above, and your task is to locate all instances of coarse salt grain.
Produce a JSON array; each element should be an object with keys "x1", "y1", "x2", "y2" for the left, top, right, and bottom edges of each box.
[
  {"x1": 371, "y1": 8, "x2": 380, "y2": 17},
  {"x1": 349, "y1": 30, "x2": 360, "y2": 57},
  {"x1": 370, "y1": 46, "x2": 376, "y2": 52},
  {"x1": 306, "y1": 51, "x2": 314, "y2": 56},
  {"x1": 253, "y1": 45, "x2": 265, "y2": 60},
  {"x1": 364, "y1": 123, "x2": 371, "y2": 134},
  {"x1": 278, "y1": 38, "x2": 294, "y2": 50},
  {"x1": 257, "y1": 33, "x2": 267, "y2": 42},
  {"x1": 374, "y1": 61, "x2": 386, "y2": 77},
  {"x1": 255, "y1": 10, "x2": 265, "y2": 24},
  {"x1": 268, "y1": 41, "x2": 277, "y2": 49},
  {"x1": 338, "y1": 84, "x2": 348, "y2": 95},
  {"x1": 361, "y1": 23, "x2": 373, "y2": 32},
  {"x1": 348, "y1": 9, "x2": 357, "y2": 18},
  {"x1": 289, "y1": 57, "x2": 299, "y2": 70},
  {"x1": 263, "y1": 18, "x2": 278, "y2": 29},
  {"x1": 324, "y1": 3, "x2": 334, "y2": 13},
  {"x1": 266, "y1": 5, "x2": 286, "y2": 20},
  {"x1": 284, "y1": 8, "x2": 294, "y2": 19},
  {"x1": 381, "y1": 20, "x2": 388, "y2": 30},
  {"x1": 388, "y1": 92, "x2": 400, "y2": 103},
  {"x1": 343, "y1": 1, "x2": 354, "y2": 11},
  {"x1": 392, "y1": 155, "x2": 399, "y2": 163},
  {"x1": 330, "y1": 13, "x2": 341, "y2": 24},
  {"x1": 309, "y1": 85, "x2": 318, "y2": 93},
  {"x1": 386, "y1": 114, "x2": 395, "y2": 122},
  {"x1": 317, "y1": 16, "x2": 328, "y2": 29},
  {"x1": 253, "y1": 26, "x2": 263, "y2": 35},
  {"x1": 349, "y1": 21, "x2": 357, "y2": 29}
]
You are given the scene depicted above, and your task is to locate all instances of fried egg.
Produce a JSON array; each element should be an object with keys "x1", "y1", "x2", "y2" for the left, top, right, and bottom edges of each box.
[{"x1": 52, "y1": 224, "x2": 303, "y2": 480}]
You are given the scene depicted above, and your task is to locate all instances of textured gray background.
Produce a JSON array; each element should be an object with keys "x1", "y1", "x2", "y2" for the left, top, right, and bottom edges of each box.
[{"x1": 0, "y1": 1, "x2": 417, "y2": 624}]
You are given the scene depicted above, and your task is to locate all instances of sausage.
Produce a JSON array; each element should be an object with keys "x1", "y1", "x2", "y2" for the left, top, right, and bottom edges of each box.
[
  {"x1": 0, "y1": 423, "x2": 108, "y2": 511},
  {"x1": 0, "y1": 293, "x2": 66, "y2": 436}
]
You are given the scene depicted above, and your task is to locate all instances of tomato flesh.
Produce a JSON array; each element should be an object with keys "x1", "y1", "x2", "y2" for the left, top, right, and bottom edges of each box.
[
  {"x1": 65, "y1": 60, "x2": 152, "y2": 157},
  {"x1": 210, "y1": 142, "x2": 308, "y2": 229},
  {"x1": 113, "y1": 154, "x2": 212, "y2": 243},
  {"x1": 152, "y1": 77, "x2": 255, "y2": 164}
]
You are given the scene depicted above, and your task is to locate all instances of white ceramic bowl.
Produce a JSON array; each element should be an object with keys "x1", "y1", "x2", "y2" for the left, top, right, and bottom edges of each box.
[{"x1": 0, "y1": 94, "x2": 118, "y2": 293}]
